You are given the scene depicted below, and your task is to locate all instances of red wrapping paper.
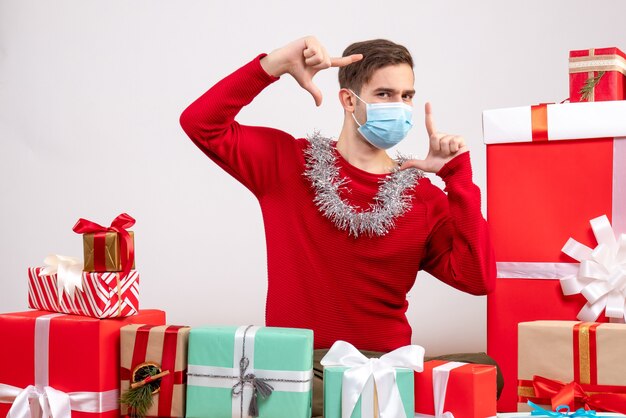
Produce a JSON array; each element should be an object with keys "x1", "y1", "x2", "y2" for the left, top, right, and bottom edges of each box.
[
  {"x1": 28, "y1": 267, "x2": 140, "y2": 318},
  {"x1": 486, "y1": 138, "x2": 617, "y2": 411},
  {"x1": 414, "y1": 360, "x2": 497, "y2": 417},
  {"x1": 569, "y1": 47, "x2": 626, "y2": 102},
  {"x1": 0, "y1": 309, "x2": 166, "y2": 418}
]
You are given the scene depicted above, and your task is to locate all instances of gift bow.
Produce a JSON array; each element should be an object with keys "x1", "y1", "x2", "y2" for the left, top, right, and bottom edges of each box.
[
  {"x1": 231, "y1": 356, "x2": 274, "y2": 417},
  {"x1": 39, "y1": 255, "x2": 84, "y2": 300},
  {"x1": 528, "y1": 401, "x2": 596, "y2": 417},
  {"x1": 72, "y1": 213, "x2": 135, "y2": 280},
  {"x1": 1, "y1": 383, "x2": 119, "y2": 418},
  {"x1": 560, "y1": 215, "x2": 626, "y2": 322},
  {"x1": 532, "y1": 375, "x2": 626, "y2": 414},
  {"x1": 5, "y1": 384, "x2": 73, "y2": 418},
  {"x1": 320, "y1": 340, "x2": 424, "y2": 418}
]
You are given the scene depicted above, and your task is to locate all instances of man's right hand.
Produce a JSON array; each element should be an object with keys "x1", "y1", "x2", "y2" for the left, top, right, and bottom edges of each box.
[{"x1": 260, "y1": 36, "x2": 363, "y2": 107}]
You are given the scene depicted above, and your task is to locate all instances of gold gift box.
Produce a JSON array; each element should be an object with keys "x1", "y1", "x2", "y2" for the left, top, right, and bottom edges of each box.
[{"x1": 82, "y1": 230, "x2": 135, "y2": 272}]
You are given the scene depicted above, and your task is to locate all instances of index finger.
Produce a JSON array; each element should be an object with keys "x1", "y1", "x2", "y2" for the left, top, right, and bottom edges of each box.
[
  {"x1": 424, "y1": 102, "x2": 436, "y2": 137},
  {"x1": 330, "y1": 54, "x2": 363, "y2": 68}
]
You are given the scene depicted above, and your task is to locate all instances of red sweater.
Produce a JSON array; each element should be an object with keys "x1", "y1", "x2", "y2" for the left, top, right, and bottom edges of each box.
[{"x1": 180, "y1": 55, "x2": 495, "y2": 352}]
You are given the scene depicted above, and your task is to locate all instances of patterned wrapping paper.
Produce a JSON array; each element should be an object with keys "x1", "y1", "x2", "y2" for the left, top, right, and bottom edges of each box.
[
  {"x1": 517, "y1": 321, "x2": 626, "y2": 414},
  {"x1": 120, "y1": 324, "x2": 190, "y2": 417},
  {"x1": 28, "y1": 267, "x2": 139, "y2": 318},
  {"x1": 569, "y1": 47, "x2": 626, "y2": 102},
  {"x1": 186, "y1": 325, "x2": 313, "y2": 418},
  {"x1": 0, "y1": 309, "x2": 166, "y2": 418}
]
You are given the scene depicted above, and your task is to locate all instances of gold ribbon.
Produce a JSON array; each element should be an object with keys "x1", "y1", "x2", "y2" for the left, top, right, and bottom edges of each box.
[
  {"x1": 577, "y1": 323, "x2": 592, "y2": 385},
  {"x1": 569, "y1": 52, "x2": 626, "y2": 75}
]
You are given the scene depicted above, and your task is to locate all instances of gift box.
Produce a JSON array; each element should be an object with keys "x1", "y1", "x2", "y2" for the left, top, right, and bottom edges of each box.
[
  {"x1": 324, "y1": 367, "x2": 413, "y2": 418},
  {"x1": 73, "y1": 213, "x2": 136, "y2": 273},
  {"x1": 569, "y1": 47, "x2": 626, "y2": 102},
  {"x1": 120, "y1": 324, "x2": 190, "y2": 417},
  {"x1": 28, "y1": 266, "x2": 139, "y2": 318},
  {"x1": 321, "y1": 341, "x2": 423, "y2": 418},
  {"x1": 0, "y1": 309, "x2": 166, "y2": 418},
  {"x1": 517, "y1": 321, "x2": 626, "y2": 414},
  {"x1": 482, "y1": 101, "x2": 626, "y2": 411},
  {"x1": 498, "y1": 412, "x2": 623, "y2": 417},
  {"x1": 414, "y1": 360, "x2": 497, "y2": 418},
  {"x1": 186, "y1": 325, "x2": 313, "y2": 418}
]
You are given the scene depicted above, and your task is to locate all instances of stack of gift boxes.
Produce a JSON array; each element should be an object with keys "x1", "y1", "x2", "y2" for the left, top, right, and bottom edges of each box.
[
  {"x1": 4, "y1": 46, "x2": 624, "y2": 418},
  {"x1": 484, "y1": 46, "x2": 626, "y2": 414},
  {"x1": 0, "y1": 213, "x2": 499, "y2": 417}
]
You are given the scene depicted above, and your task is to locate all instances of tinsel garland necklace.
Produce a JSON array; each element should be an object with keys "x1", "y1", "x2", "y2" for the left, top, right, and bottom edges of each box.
[{"x1": 303, "y1": 133, "x2": 423, "y2": 238}]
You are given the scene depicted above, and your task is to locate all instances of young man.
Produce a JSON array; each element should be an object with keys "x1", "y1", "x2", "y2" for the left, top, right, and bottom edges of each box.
[{"x1": 180, "y1": 36, "x2": 498, "y2": 416}]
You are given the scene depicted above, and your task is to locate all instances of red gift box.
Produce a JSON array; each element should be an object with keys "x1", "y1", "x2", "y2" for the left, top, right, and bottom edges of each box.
[
  {"x1": 483, "y1": 102, "x2": 626, "y2": 411},
  {"x1": 414, "y1": 360, "x2": 497, "y2": 417},
  {"x1": 28, "y1": 267, "x2": 140, "y2": 318},
  {"x1": 0, "y1": 309, "x2": 166, "y2": 418},
  {"x1": 569, "y1": 47, "x2": 626, "y2": 102}
]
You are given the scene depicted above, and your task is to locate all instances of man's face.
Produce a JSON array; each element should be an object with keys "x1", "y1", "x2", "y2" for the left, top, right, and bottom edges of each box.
[{"x1": 353, "y1": 63, "x2": 415, "y2": 124}]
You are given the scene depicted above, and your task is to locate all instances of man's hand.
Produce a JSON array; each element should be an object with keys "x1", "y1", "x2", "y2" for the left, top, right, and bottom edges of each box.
[
  {"x1": 260, "y1": 36, "x2": 362, "y2": 106},
  {"x1": 400, "y1": 102, "x2": 468, "y2": 173}
]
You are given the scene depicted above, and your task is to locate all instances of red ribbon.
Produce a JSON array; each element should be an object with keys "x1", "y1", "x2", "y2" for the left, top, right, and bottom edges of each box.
[
  {"x1": 532, "y1": 375, "x2": 626, "y2": 414},
  {"x1": 72, "y1": 213, "x2": 135, "y2": 281},
  {"x1": 531, "y1": 104, "x2": 549, "y2": 142},
  {"x1": 120, "y1": 325, "x2": 187, "y2": 416}
]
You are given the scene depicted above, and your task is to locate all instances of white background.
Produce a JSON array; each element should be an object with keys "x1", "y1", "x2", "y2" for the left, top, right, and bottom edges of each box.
[{"x1": 1, "y1": 0, "x2": 625, "y2": 355}]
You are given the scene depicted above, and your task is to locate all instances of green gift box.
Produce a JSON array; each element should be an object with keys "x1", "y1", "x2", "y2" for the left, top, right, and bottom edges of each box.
[
  {"x1": 321, "y1": 341, "x2": 422, "y2": 418},
  {"x1": 186, "y1": 325, "x2": 313, "y2": 418},
  {"x1": 323, "y1": 367, "x2": 414, "y2": 418}
]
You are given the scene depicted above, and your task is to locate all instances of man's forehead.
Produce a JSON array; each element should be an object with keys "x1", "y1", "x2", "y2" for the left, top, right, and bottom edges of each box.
[{"x1": 363, "y1": 64, "x2": 414, "y2": 91}]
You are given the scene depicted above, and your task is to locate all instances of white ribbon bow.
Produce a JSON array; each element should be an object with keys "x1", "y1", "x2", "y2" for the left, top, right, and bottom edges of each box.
[
  {"x1": 320, "y1": 340, "x2": 424, "y2": 418},
  {"x1": 39, "y1": 255, "x2": 84, "y2": 300},
  {"x1": 3, "y1": 384, "x2": 71, "y2": 418},
  {"x1": 0, "y1": 383, "x2": 119, "y2": 418},
  {"x1": 560, "y1": 215, "x2": 626, "y2": 322}
]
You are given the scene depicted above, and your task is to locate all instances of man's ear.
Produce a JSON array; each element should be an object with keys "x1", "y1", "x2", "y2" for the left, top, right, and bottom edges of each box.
[{"x1": 338, "y1": 88, "x2": 356, "y2": 112}]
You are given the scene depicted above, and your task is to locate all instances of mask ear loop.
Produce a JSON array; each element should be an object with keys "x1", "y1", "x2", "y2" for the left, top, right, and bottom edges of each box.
[{"x1": 348, "y1": 89, "x2": 366, "y2": 127}]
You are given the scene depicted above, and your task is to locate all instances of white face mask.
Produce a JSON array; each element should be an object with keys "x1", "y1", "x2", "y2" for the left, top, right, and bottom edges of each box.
[{"x1": 350, "y1": 90, "x2": 414, "y2": 149}]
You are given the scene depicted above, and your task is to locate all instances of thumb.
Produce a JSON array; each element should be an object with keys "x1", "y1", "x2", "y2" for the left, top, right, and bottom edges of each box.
[
  {"x1": 400, "y1": 158, "x2": 428, "y2": 171},
  {"x1": 301, "y1": 79, "x2": 323, "y2": 107}
]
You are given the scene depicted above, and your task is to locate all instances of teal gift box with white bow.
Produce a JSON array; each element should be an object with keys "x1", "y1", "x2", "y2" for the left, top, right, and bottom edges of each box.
[
  {"x1": 186, "y1": 325, "x2": 313, "y2": 418},
  {"x1": 321, "y1": 341, "x2": 424, "y2": 418}
]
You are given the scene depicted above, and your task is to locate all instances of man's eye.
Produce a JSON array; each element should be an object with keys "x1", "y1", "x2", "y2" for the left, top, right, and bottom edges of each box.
[{"x1": 377, "y1": 92, "x2": 390, "y2": 98}]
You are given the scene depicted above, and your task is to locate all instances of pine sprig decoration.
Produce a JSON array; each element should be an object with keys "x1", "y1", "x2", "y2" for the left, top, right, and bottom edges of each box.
[
  {"x1": 120, "y1": 364, "x2": 162, "y2": 418},
  {"x1": 579, "y1": 71, "x2": 605, "y2": 101}
]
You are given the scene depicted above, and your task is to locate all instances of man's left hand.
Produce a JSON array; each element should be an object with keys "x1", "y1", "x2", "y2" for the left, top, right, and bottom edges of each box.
[{"x1": 400, "y1": 102, "x2": 468, "y2": 173}]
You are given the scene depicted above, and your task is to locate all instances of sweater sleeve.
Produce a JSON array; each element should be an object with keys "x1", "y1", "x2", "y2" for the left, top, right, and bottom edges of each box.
[
  {"x1": 420, "y1": 152, "x2": 496, "y2": 295},
  {"x1": 179, "y1": 54, "x2": 297, "y2": 198}
]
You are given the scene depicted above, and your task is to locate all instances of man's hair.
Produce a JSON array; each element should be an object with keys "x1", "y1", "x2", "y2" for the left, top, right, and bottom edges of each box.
[{"x1": 338, "y1": 39, "x2": 414, "y2": 94}]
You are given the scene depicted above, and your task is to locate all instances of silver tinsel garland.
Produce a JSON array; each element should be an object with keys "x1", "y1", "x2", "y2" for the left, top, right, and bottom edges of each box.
[{"x1": 303, "y1": 132, "x2": 423, "y2": 238}]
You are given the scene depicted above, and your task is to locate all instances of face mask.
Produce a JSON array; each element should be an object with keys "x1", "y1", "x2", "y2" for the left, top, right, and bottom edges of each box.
[{"x1": 350, "y1": 90, "x2": 413, "y2": 149}]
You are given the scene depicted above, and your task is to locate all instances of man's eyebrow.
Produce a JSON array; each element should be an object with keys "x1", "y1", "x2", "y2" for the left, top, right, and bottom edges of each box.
[{"x1": 372, "y1": 87, "x2": 416, "y2": 95}]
